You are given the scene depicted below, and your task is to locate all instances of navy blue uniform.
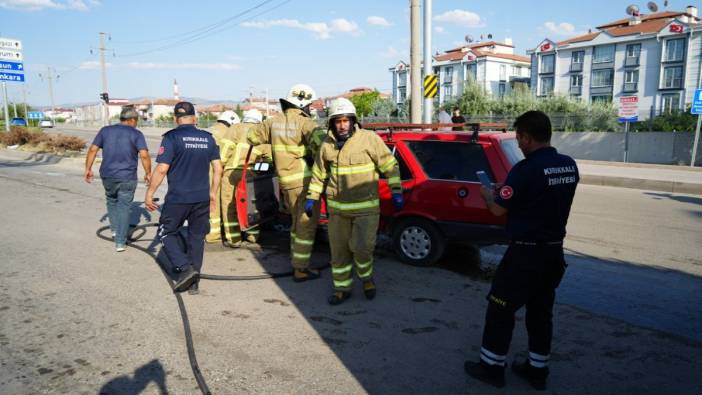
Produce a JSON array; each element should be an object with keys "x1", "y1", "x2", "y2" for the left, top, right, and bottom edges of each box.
[
  {"x1": 479, "y1": 147, "x2": 578, "y2": 372},
  {"x1": 156, "y1": 125, "x2": 219, "y2": 273}
]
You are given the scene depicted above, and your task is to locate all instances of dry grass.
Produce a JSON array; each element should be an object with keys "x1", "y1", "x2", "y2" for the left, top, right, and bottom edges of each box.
[{"x1": 0, "y1": 126, "x2": 86, "y2": 153}]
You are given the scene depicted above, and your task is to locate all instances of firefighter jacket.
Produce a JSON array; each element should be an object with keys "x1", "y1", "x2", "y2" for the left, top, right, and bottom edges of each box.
[
  {"x1": 246, "y1": 108, "x2": 326, "y2": 190},
  {"x1": 210, "y1": 122, "x2": 232, "y2": 144},
  {"x1": 307, "y1": 126, "x2": 402, "y2": 216},
  {"x1": 221, "y1": 123, "x2": 271, "y2": 171}
]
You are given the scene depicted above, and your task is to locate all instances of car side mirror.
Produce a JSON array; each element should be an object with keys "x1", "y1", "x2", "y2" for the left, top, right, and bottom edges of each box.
[{"x1": 254, "y1": 162, "x2": 270, "y2": 172}]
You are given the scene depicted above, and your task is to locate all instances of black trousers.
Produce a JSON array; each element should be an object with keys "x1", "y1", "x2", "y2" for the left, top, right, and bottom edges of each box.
[
  {"x1": 158, "y1": 201, "x2": 210, "y2": 273},
  {"x1": 480, "y1": 244, "x2": 567, "y2": 364}
]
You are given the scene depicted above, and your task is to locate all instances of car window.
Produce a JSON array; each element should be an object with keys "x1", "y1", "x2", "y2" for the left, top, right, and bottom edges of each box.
[
  {"x1": 407, "y1": 141, "x2": 495, "y2": 182},
  {"x1": 500, "y1": 138, "x2": 525, "y2": 166},
  {"x1": 380, "y1": 145, "x2": 413, "y2": 181}
]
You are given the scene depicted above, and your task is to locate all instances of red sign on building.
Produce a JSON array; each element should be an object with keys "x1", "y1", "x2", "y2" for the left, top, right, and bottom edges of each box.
[
  {"x1": 541, "y1": 42, "x2": 552, "y2": 52},
  {"x1": 670, "y1": 24, "x2": 684, "y2": 33}
]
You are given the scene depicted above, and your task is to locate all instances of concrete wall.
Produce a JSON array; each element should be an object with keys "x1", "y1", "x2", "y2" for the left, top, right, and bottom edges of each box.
[{"x1": 552, "y1": 131, "x2": 702, "y2": 165}]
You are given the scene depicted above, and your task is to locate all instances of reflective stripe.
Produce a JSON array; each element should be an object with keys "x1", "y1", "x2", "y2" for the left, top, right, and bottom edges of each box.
[
  {"x1": 272, "y1": 144, "x2": 305, "y2": 154},
  {"x1": 379, "y1": 157, "x2": 398, "y2": 173},
  {"x1": 331, "y1": 162, "x2": 375, "y2": 175},
  {"x1": 387, "y1": 176, "x2": 401, "y2": 185},
  {"x1": 327, "y1": 199, "x2": 379, "y2": 211},
  {"x1": 247, "y1": 229, "x2": 259, "y2": 234},
  {"x1": 312, "y1": 166, "x2": 326, "y2": 179},
  {"x1": 357, "y1": 267, "x2": 373, "y2": 279},
  {"x1": 355, "y1": 259, "x2": 372, "y2": 270},
  {"x1": 308, "y1": 183, "x2": 324, "y2": 194},
  {"x1": 334, "y1": 278, "x2": 353, "y2": 288},
  {"x1": 528, "y1": 352, "x2": 549, "y2": 368},
  {"x1": 224, "y1": 221, "x2": 239, "y2": 226},
  {"x1": 279, "y1": 168, "x2": 312, "y2": 184},
  {"x1": 480, "y1": 347, "x2": 506, "y2": 366},
  {"x1": 295, "y1": 237, "x2": 314, "y2": 246},
  {"x1": 332, "y1": 265, "x2": 353, "y2": 275},
  {"x1": 209, "y1": 218, "x2": 221, "y2": 224},
  {"x1": 293, "y1": 252, "x2": 311, "y2": 259}
]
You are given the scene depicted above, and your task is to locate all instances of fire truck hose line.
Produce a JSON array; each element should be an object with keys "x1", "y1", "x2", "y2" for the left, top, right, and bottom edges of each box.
[{"x1": 95, "y1": 223, "x2": 329, "y2": 394}]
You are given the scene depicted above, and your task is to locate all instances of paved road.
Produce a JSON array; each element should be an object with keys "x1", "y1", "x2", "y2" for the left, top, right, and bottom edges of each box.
[{"x1": 1, "y1": 155, "x2": 701, "y2": 394}]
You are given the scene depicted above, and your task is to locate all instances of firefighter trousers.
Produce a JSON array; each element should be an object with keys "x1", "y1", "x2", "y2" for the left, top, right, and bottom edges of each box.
[
  {"x1": 283, "y1": 184, "x2": 320, "y2": 270},
  {"x1": 479, "y1": 244, "x2": 567, "y2": 369},
  {"x1": 327, "y1": 213, "x2": 379, "y2": 292},
  {"x1": 220, "y1": 169, "x2": 243, "y2": 243},
  {"x1": 205, "y1": 167, "x2": 222, "y2": 243}
]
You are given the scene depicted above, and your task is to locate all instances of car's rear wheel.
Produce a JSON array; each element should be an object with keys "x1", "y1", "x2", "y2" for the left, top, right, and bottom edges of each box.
[{"x1": 392, "y1": 217, "x2": 445, "y2": 267}]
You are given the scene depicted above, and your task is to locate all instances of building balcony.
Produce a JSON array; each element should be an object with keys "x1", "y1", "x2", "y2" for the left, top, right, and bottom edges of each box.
[
  {"x1": 570, "y1": 86, "x2": 582, "y2": 96},
  {"x1": 570, "y1": 62, "x2": 583, "y2": 72},
  {"x1": 625, "y1": 57, "x2": 640, "y2": 67},
  {"x1": 623, "y1": 82, "x2": 638, "y2": 92}
]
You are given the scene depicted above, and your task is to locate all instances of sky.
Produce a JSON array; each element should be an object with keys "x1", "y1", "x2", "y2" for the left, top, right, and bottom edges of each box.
[{"x1": 1, "y1": 0, "x2": 699, "y2": 107}]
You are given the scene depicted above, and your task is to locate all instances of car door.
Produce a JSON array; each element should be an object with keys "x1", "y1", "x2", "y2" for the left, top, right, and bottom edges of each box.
[
  {"x1": 236, "y1": 154, "x2": 280, "y2": 231},
  {"x1": 378, "y1": 141, "x2": 415, "y2": 216}
]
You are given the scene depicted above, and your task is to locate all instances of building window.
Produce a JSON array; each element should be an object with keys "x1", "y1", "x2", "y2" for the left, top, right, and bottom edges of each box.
[
  {"x1": 591, "y1": 95, "x2": 612, "y2": 104},
  {"x1": 466, "y1": 64, "x2": 477, "y2": 81},
  {"x1": 572, "y1": 51, "x2": 584, "y2": 64},
  {"x1": 593, "y1": 45, "x2": 615, "y2": 63},
  {"x1": 540, "y1": 76, "x2": 554, "y2": 95},
  {"x1": 540, "y1": 54, "x2": 555, "y2": 73},
  {"x1": 443, "y1": 84, "x2": 453, "y2": 99},
  {"x1": 662, "y1": 93, "x2": 681, "y2": 113},
  {"x1": 444, "y1": 66, "x2": 453, "y2": 84},
  {"x1": 398, "y1": 87, "x2": 407, "y2": 103},
  {"x1": 662, "y1": 66, "x2": 683, "y2": 89},
  {"x1": 624, "y1": 70, "x2": 639, "y2": 92},
  {"x1": 665, "y1": 38, "x2": 686, "y2": 62},
  {"x1": 591, "y1": 69, "x2": 613, "y2": 87},
  {"x1": 499, "y1": 64, "x2": 507, "y2": 80},
  {"x1": 398, "y1": 72, "x2": 407, "y2": 87},
  {"x1": 570, "y1": 74, "x2": 583, "y2": 87},
  {"x1": 498, "y1": 82, "x2": 506, "y2": 98},
  {"x1": 626, "y1": 44, "x2": 641, "y2": 58}
]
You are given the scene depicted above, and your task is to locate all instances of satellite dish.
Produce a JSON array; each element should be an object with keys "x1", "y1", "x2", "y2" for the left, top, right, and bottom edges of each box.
[
  {"x1": 487, "y1": 33, "x2": 493, "y2": 39},
  {"x1": 664, "y1": 0, "x2": 669, "y2": 7},
  {"x1": 648, "y1": 1, "x2": 659, "y2": 12},
  {"x1": 465, "y1": 35, "x2": 473, "y2": 43},
  {"x1": 626, "y1": 4, "x2": 640, "y2": 15}
]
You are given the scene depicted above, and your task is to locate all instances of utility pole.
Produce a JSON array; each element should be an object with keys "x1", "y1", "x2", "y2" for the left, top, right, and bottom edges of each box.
[
  {"x1": 423, "y1": 0, "x2": 433, "y2": 124},
  {"x1": 22, "y1": 85, "x2": 28, "y2": 121},
  {"x1": 410, "y1": 0, "x2": 421, "y2": 123},
  {"x1": 2, "y1": 82, "x2": 9, "y2": 131},
  {"x1": 40, "y1": 66, "x2": 57, "y2": 114},
  {"x1": 99, "y1": 32, "x2": 109, "y2": 125},
  {"x1": 265, "y1": 88, "x2": 269, "y2": 117}
]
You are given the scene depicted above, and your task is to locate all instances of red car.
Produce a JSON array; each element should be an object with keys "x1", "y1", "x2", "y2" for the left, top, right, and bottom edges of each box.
[{"x1": 237, "y1": 123, "x2": 523, "y2": 266}]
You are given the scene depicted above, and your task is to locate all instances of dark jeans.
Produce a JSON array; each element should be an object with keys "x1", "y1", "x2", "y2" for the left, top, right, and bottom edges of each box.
[
  {"x1": 157, "y1": 201, "x2": 210, "y2": 273},
  {"x1": 480, "y1": 244, "x2": 567, "y2": 366},
  {"x1": 102, "y1": 178, "x2": 138, "y2": 245}
]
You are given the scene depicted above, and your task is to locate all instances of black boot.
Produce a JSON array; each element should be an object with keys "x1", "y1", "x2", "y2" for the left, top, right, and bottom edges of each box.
[
  {"x1": 187, "y1": 281, "x2": 200, "y2": 295},
  {"x1": 327, "y1": 291, "x2": 351, "y2": 305},
  {"x1": 511, "y1": 359, "x2": 548, "y2": 391},
  {"x1": 464, "y1": 360, "x2": 505, "y2": 388},
  {"x1": 173, "y1": 267, "x2": 199, "y2": 293},
  {"x1": 362, "y1": 280, "x2": 376, "y2": 300}
]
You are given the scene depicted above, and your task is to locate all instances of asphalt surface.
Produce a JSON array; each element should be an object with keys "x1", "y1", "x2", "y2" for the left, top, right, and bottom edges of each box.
[{"x1": 1, "y1": 151, "x2": 701, "y2": 394}]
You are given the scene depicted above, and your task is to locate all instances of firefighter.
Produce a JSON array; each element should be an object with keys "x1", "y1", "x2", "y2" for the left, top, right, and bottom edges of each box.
[
  {"x1": 219, "y1": 109, "x2": 272, "y2": 246},
  {"x1": 247, "y1": 84, "x2": 327, "y2": 282},
  {"x1": 206, "y1": 111, "x2": 240, "y2": 244},
  {"x1": 464, "y1": 111, "x2": 579, "y2": 390},
  {"x1": 305, "y1": 98, "x2": 404, "y2": 305}
]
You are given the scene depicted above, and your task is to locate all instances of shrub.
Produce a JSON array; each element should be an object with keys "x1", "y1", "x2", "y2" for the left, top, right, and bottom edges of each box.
[
  {"x1": 0, "y1": 126, "x2": 50, "y2": 146},
  {"x1": 48, "y1": 134, "x2": 86, "y2": 151}
]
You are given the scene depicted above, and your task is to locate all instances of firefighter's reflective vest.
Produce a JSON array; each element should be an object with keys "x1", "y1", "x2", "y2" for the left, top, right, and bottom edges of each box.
[{"x1": 221, "y1": 123, "x2": 271, "y2": 170}]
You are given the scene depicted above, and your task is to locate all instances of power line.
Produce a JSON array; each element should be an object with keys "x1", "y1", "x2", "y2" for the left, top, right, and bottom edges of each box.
[{"x1": 115, "y1": 0, "x2": 283, "y2": 58}]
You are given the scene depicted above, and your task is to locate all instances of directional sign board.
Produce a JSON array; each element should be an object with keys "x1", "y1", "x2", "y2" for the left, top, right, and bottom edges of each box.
[
  {"x1": 423, "y1": 74, "x2": 438, "y2": 98},
  {"x1": 691, "y1": 89, "x2": 702, "y2": 115},
  {"x1": 0, "y1": 72, "x2": 24, "y2": 82},
  {"x1": 0, "y1": 61, "x2": 23, "y2": 72},
  {"x1": 0, "y1": 50, "x2": 22, "y2": 62},
  {"x1": 618, "y1": 96, "x2": 639, "y2": 122},
  {"x1": 0, "y1": 38, "x2": 22, "y2": 51},
  {"x1": 27, "y1": 111, "x2": 44, "y2": 120}
]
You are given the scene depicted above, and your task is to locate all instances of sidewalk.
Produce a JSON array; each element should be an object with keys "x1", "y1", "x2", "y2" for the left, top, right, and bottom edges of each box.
[{"x1": 577, "y1": 159, "x2": 702, "y2": 195}]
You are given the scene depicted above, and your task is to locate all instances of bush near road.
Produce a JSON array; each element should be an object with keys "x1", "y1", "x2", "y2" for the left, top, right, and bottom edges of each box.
[{"x1": 0, "y1": 126, "x2": 86, "y2": 153}]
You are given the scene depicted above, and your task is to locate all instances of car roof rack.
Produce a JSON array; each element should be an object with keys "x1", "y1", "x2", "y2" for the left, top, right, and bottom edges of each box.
[{"x1": 364, "y1": 122, "x2": 508, "y2": 142}]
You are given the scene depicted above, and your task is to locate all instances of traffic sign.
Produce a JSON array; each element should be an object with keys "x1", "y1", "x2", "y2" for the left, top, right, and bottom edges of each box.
[
  {"x1": 618, "y1": 96, "x2": 639, "y2": 122},
  {"x1": 0, "y1": 72, "x2": 25, "y2": 82},
  {"x1": 27, "y1": 111, "x2": 44, "y2": 120},
  {"x1": 423, "y1": 74, "x2": 438, "y2": 98},
  {"x1": 0, "y1": 50, "x2": 22, "y2": 62},
  {"x1": 0, "y1": 61, "x2": 24, "y2": 72},
  {"x1": 0, "y1": 38, "x2": 22, "y2": 51},
  {"x1": 691, "y1": 89, "x2": 702, "y2": 115}
]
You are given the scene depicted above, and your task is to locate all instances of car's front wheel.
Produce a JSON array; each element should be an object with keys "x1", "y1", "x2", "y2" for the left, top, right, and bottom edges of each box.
[{"x1": 392, "y1": 217, "x2": 445, "y2": 266}]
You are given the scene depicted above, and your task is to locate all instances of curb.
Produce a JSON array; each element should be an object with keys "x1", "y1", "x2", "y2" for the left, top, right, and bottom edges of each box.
[
  {"x1": 580, "y1": 174, "x2": 702, "y2": 195},
  {"x1": 0, "y1": 148, "x2": 86, "y2": 166}
]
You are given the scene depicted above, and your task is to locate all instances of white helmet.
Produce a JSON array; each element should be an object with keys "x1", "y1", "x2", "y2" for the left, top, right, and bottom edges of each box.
[
  {"x1": 282, "y1": 83, "x2": 316, "y2": 109},
  {"x1": 328, "y1": 98, "x2": 357, "y2": 119},
  {"x1": 218, "y1": 110, "x2": 240, "y2": 125},
  {"x1": 242, "y1": 109, "x2": 263, "y2": 124}
]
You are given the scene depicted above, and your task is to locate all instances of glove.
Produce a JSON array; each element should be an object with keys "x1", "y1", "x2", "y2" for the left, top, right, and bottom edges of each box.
[
  {"x1": 304, "y1": 199, "x2": 316, "y2": 218},
  {"x1": 392, "y1": 193, "x2": 404, "y2": 210}
]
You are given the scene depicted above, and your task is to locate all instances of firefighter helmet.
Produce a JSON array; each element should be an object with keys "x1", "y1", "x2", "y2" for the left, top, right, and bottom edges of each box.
[
  {"x1": 243, "y1": 109, "x2": 263, "y2": 124},
  {"x1": 282, "y1": 84, "x2": 316, "y2": 109},
  {"x1": 218, "y1": 110, "x2": 240, "y2": 125},
  {"x1": 328, "y1": 98, "x2": 357, "y2": 119}
]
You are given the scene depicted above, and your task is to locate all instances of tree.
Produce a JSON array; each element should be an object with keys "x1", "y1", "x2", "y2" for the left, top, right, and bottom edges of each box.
[{"x1": 349, "y1": 91, "x2": 381, "y2": 117}]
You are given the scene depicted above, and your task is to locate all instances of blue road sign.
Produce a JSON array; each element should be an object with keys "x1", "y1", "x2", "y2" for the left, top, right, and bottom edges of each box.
[
  {"x1": 692, "y1": 89, "x2": 702, "y2": 115},
  {"x1": 27, "y1": 111, "x2": 44, "y2": 120},
  {"x1": 0, "y1": 72, "x2": 24, "y2": 82},
  {"x1": 0, "y1": 61, "x2": 23, "y2": 72},
  {"x1": 618, "y1": 115, "x2": 639, "y2": 123}
]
